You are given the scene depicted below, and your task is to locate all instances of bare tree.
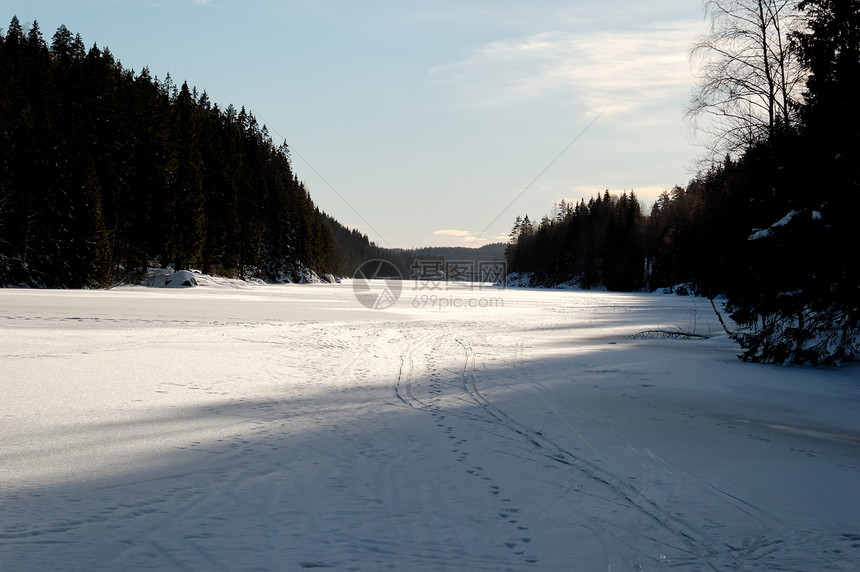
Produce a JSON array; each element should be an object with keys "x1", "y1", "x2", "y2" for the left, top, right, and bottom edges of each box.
[{"x1": 687, "y1": 0, "x2": 805, "y2": 158}]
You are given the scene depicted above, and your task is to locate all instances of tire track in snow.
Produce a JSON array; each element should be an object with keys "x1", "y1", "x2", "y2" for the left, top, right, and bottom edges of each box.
[
  {"x1": 394, "y1": 330, "x2": 436, "y2": 411},
  {"x1": 460, "y1": 327, "x2": 826, "y2": 569},
  {"x1": 465, "y1": 332, "x2": 771, "y2": 568}
]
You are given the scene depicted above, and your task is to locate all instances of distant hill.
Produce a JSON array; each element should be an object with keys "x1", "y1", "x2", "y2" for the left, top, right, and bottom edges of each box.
[{"x1": 411, "y1": 243, "x2": 506, "y2": 262}]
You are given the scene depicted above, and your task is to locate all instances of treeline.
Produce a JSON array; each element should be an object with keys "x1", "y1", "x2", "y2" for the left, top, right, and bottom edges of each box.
[
  {"x1": 0, "y1": 18, "x2": 338, "y2": 287},
  {"x1": 507, "y1": 192, "x2": 644, "y2": 291},
  {"x1": 506, "y1": 151, "x2": 794, "y2": 295},
  {"x1": 507, "y1": 0, "x2": 859, "y2": 364}
]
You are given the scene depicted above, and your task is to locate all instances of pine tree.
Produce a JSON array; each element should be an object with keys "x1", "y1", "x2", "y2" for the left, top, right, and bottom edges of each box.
[{"x1": 165, "y1": 81, "x2": 205, "y2": 270}]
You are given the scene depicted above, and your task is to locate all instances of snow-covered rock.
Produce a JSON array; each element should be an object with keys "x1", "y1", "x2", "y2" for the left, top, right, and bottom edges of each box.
[{"x1": 147, "y1": 269, "x2": 198, "y2": 288}]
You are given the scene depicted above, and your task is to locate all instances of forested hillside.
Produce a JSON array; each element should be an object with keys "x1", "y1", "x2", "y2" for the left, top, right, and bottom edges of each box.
[
  {"x1": 506, "y1": 0, "x2": 859, "y2": 363},
  {"x1": 0, "y1": 18, "x2": 351, "y2": 287}
]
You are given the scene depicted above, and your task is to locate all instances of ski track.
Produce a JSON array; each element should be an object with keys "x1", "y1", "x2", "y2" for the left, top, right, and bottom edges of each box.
[
  {"x1": 1, "y1": 286, "x2": 858, "y2": 570},
  {"x1": 390, "y1": 322, "x2": 858, "y2": 570}
]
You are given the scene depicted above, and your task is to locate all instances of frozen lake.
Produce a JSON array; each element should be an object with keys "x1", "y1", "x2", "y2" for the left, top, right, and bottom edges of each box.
[{"x1": 1, "y1": 281, "x2": 858, "y2": 570}]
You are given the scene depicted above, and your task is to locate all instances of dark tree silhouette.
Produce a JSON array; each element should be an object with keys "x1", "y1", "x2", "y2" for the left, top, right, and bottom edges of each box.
[{"x1": 0, "y1": 19, "x2": 348, "y2": 287}]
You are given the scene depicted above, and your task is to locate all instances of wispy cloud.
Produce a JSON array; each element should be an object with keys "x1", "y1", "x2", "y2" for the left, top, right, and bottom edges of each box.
[
  {"x1": 433, "y1": 229, "x2": 473, "y2": 237},
  {"x1": 432, "y1": 229, "x2": 497, "y2": 245},
  {"x1": 429, "y1": 21, "x2": 700, "y2": 116}
]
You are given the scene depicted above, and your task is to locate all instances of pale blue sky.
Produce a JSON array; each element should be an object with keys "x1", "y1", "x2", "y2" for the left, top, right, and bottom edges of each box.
[{"x1": 5, "y1": 1, "x2": 708, "y2": 248}]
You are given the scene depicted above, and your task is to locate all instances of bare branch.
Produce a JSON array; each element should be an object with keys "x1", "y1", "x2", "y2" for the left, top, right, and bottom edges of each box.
[{"x1": 687, "y1": 0, "x2": 805, "y2": 158}]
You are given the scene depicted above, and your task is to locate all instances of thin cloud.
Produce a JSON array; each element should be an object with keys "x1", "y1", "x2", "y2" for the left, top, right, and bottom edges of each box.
[
  {"x1": 433, "y1": 229, "x2": 473, "y2": 237},
  {"x1": 429, "y1": 21, "x2": 701, "y2": 116},
  {"x1": 432, "y1": 229, "x2": 497, "y2": 246}
]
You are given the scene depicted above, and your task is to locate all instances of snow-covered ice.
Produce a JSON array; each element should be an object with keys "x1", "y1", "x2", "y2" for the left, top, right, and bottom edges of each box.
[{"x1": 1, "y1": 282, "x2": 858, "y2": 570}]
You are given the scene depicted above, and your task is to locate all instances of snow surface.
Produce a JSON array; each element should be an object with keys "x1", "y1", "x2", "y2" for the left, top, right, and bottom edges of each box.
[{"x1": 1, "y1": 282, "x2": 859, "y2": 571}]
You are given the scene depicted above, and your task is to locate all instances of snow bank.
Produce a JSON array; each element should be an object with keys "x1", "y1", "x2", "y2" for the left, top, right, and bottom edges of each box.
[
  {"x1": 502, "y1": 272, "x2": 582, "y2": 289},
  {"x1": 660, "y1": 282, "x2": 696, "y2": 295},
  {"x1": 503, "y1": 272, "x2": 533, "y2": 287},
  {"x1": 143, "y1": 267, "x2": 337, "y2": 289}
]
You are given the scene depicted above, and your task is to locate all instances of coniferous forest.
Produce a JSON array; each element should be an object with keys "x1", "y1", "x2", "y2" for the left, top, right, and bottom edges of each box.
[
  {"x1": 506, "y1": 0, "x2": 859, "y2": 364},
  {"x1": 0, "y1": 17, "x2": 353, "y2": 287}
]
